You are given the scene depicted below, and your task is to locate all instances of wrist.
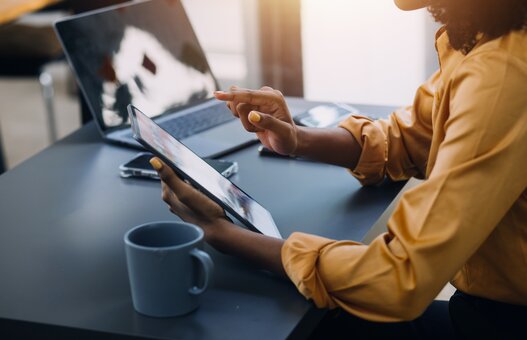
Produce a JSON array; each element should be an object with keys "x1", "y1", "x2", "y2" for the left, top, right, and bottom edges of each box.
[
  {"x1": 203, "y1": 218, "x2": 236, "y2": 250},
  {"x1": 292, "y1": 126, "x2": 310, "y2": 157}
]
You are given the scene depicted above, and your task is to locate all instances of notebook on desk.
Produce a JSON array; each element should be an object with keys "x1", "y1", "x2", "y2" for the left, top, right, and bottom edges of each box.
[{"x1": 55, "y1": 0, "x2": 257, "y2": 158}]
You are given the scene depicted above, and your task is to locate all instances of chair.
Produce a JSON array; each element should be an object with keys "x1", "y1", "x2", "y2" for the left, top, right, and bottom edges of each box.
[
  {"x1": 0, "y1": 10, "x2": 65, "y2": 173},
  {"x1": 0, "y1": 11, "x2": 64, "y2": 143}
]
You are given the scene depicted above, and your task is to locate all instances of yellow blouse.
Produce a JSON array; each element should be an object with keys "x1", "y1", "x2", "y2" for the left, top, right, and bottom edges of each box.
[{"x1": 281, "y1": 27, "x2": 527, "y2": 322}]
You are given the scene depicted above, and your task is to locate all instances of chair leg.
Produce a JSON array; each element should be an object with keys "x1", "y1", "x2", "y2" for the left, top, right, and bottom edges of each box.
[
  {"x1": 39, "y1": 71, "x2": 58, "y2": 143},
  {"x1": 0, "y1": 155, "x2": 5, "y2": 175},
  {"x1": 0, "y1": 129, "x2": 6, "y2": 174}
]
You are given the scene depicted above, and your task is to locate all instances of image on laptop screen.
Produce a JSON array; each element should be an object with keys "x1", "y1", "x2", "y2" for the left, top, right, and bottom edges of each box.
[{"x1": 56, "y1": 0, "x2": 218, "y2": 133}]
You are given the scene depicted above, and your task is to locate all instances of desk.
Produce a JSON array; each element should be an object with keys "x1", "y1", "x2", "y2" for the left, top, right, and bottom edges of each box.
[{"x1": 0, "y1": 98, "x2": 405, "y2": 339}]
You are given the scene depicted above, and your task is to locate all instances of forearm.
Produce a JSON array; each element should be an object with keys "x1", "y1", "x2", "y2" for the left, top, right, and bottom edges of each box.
[
  {"x1": 294, "y1": 126, "x2": 362, "y2": 169},
  {"x1": 208, "y1": 219, "x2": 287, "y2": 277}
]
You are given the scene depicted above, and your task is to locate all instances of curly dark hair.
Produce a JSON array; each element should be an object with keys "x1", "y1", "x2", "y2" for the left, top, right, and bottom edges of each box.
[{"x1": 428, "y1": 0, "x2": 527, "y2": 54}]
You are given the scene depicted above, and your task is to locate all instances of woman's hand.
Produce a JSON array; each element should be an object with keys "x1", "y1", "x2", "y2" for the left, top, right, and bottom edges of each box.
[
  {"x1": 214, "y1": 86, "x2": 298, "y2": 156},
  {"x1": 150, "y1": 157, "x2": 287, "y2": 276},
  {"x1": 149, "y1": 157, "x2": 233, "y2": 242}
]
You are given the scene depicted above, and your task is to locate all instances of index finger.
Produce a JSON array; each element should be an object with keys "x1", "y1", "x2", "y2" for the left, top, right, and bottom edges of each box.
[{"x1": 213, "y1": 89, "x2": 278, "y2": 106}]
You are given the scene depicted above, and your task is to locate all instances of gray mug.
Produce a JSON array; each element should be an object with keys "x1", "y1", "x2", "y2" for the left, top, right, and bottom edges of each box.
[{"x1": 124, "y1": 221, "x2": 213, "y2": 317}]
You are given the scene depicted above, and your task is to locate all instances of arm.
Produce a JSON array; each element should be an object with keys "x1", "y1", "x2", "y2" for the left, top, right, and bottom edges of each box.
[
  {"x1": 294, "y1": 126, "x2": 361, "y2": 169},
  {"x1": 210, "y1": 219, "x2": 287, "y2": 277}
]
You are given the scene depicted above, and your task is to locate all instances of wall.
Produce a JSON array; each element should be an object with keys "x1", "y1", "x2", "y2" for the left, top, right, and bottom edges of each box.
[
  {"x1": 302, "y1": 0, "x2": 439, "y2": 107},
  {"x1": 181, "y1": 0, "x2": 261, "y2": 89}
]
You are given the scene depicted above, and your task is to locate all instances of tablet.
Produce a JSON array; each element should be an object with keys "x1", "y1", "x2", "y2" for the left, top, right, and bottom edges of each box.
[{"x1": 128, "y1": 104, "x2": 282, "y2": 239}]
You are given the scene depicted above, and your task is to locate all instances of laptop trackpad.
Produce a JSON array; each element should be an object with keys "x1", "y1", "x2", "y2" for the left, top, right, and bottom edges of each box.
[{"x1": 181, "y1": 120, "x2": 257, "y2": 158}]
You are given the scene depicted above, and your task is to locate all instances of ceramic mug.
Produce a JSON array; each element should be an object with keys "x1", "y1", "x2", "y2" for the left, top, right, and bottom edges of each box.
[{"x1": 124, "y1": 221, "x2": 213, "y2": 317}]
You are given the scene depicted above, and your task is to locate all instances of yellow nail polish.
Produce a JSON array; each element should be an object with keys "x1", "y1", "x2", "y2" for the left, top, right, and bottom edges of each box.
[
  {"x1": 150, "y1": 158, "x2": 162, "y2": 170},
  {"x1": 249, "y1": 111, "x2": 261, "y2": 123}
]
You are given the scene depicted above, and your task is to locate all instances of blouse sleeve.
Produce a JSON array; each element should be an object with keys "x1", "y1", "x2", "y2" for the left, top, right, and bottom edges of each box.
[{"x1": 338, "y1": 71, "x2": 438, "y2": 185}]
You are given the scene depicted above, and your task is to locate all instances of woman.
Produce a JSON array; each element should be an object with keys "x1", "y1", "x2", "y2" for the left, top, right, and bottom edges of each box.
[{"x1": 150, "y1": 0, "x2": 527, "y2": 338}]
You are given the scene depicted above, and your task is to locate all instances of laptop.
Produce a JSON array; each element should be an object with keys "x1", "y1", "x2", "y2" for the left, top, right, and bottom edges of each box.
[{"x1": 54, "y1": 0, "x2": 257, "y2": 158}]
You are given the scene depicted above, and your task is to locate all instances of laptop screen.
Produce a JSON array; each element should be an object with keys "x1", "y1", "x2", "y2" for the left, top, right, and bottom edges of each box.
[{"x1": 55, "y1": 0, "x2": 219, "y2": 132}]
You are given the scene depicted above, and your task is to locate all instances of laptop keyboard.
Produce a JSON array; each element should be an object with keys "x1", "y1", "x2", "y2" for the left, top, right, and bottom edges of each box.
[{"x1": 160, "y1": 103, "x2": 234, "y2": 139}]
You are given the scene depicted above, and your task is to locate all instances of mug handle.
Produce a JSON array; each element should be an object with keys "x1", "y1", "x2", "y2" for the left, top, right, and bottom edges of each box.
[{"x1": 188, "y1": 248, "x2": 214, "y2": 295}]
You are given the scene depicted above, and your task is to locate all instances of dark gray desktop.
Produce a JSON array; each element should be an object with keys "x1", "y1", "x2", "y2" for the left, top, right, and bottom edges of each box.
[{"x1": 0, "y1": 99, "x2": 405, "y2": 339}]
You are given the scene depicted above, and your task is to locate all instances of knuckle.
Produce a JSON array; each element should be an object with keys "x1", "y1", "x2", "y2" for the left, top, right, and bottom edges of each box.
[
  {"x1": 161, "y1": 185, "x2": 172, "y2": 202},
  {"x1": 158, "y1": 168, "x2": 169, "y2": 180},
  {"x1": 273, "y1": 89, "x2": 284, "y2": 98},
  {"x1": 161, "y1": 186, "x2": 171, "y2": 199},
  {"x1": 238, "y1": 103, "x2": 253, "y2": 114},
  {"x1": 242, "y1": 120, "x2": 252, "y2": 131},
  {"x1": 272, "y1": 91, "x2": 285, "y2": 105},
  {"x1": 228, "y1": 102, "x2": 239, "y2": 117},
  {"x1": 246, "y1": 89, "x2": 254, "y2": 101}
]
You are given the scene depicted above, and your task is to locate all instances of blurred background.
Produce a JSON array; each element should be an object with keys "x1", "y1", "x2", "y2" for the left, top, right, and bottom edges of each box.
[{"x1": 0, "y1": 0, "x2": 439, "y2": 170}]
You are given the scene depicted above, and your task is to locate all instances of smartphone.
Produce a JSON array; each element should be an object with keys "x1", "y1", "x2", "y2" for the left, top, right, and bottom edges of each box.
[
  {"x1": 293, "y1": 103, "x2": 362, "y2": 128},
  {"x1": 120, "y1": 152, "x2": 239, "y2": 180},
  {"x1": 257, "y1": 145, "x2": 295, "y2": 159}
]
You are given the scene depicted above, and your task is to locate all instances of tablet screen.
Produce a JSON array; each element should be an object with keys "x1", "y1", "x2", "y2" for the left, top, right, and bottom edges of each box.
[{"x1": 129, "y1": 105, "x2": 282, "y2": 239}]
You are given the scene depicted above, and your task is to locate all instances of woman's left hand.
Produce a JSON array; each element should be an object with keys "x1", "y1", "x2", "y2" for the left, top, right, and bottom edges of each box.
[
  {"x1": 150, "y1": 157, "x2": 287, "y2": 276},
  {"x1": 149, "y1": 157, "x2": 230, "y2": 241}
]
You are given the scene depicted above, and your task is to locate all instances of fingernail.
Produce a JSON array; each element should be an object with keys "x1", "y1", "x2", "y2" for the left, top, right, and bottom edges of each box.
[
  {"x1": 149, "y1": 158, "x2": 162, "y2": 170},
  {"x1": 249, "y1": 111, "x2": 261, "y2": 123},
  {"x1": 214, "y1": 91, "x2": 225, "y2": 95}
]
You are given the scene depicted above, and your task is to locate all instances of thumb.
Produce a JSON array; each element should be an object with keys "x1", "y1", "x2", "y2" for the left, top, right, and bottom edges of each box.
[{"x1": 248, "y1": 110, "x2": 291, "y2": 135}]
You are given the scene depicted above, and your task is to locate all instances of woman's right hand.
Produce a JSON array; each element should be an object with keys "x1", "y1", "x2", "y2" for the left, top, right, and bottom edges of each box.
[{"x1": 214, "y1": 86, "x2": 299, "y2": 156}]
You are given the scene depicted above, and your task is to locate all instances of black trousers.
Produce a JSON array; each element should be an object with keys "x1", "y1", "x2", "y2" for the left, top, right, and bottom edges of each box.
[{"x1": 309, "y1": 291, "x2": 527, "y2": 340}]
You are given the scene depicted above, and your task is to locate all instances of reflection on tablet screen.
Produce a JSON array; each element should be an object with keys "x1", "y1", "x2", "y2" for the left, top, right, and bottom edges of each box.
[{"x1": 131, "y1": 106, "x2": 282, "y2": 239}]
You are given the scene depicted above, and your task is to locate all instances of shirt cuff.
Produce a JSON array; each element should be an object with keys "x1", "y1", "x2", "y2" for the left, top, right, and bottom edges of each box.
[
  {"x1": 281, "y1": 232, "x2": 338, "y2": 309},
  {"x1": 339, "y1": 115, "x2": 387, "y2": 185}
]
